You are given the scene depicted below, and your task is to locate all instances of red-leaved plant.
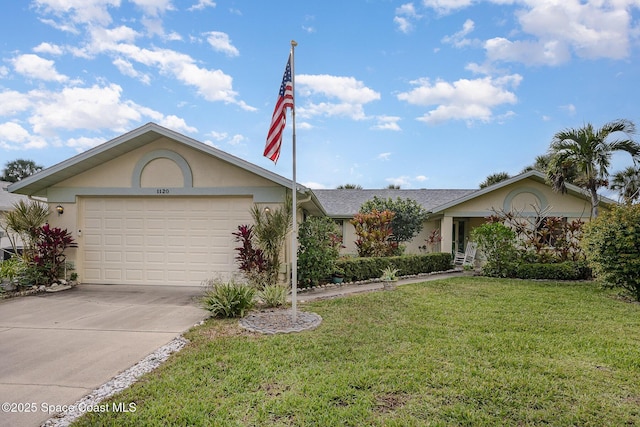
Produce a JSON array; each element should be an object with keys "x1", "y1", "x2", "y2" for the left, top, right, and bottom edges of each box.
[
  {"x1": 232, "y1": 225, "x2": 268, "y2": 277},
  {"x1": 33, "y1": 224, "x2": 74, "y2": 285}
]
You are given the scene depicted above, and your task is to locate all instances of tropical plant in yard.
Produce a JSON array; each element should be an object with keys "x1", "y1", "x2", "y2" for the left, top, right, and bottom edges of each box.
[
  {"x1": 1, "y1": 199, "x2": 49, "y2": 260},
  {"x1": 32, "y1": 224, "x2": 74, "y2": 285},
  {"x1": 350, "y1": 210, "x2": 397, "y2": 257},
  {"x1": 609, "y1": 166, "x2": 640, "y2": 205},
  {"x1": 232, "y1": 224, "x2": 269, "y2": 288},
  {"x1": 201, "y1": 277, "x2": 256, "y2": 318},
  {"x1": 547, "y1": 119, "x2": 640, "y2": 217},
  {"x1": 297, "y1": 216, "x2": 342, "y2": 288},
  {"x1": 257, "y1": 284, "x2": 288, "y2": 308},
  {"x1": 582, "y1": 204, "x2": 640, "y2": 301},
  {"x1": 470, "y1": 222, "x2": 518, "y2": 277},
  {"x1": 360, "y1": 196, "x2": 429, "y2": 248},
  {"x1": 249, "y1": 196, "x2": 292, "y2": 287}
]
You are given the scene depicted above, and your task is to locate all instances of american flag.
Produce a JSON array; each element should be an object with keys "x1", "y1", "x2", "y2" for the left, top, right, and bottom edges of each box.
[{"x1": 264, "y1": 54, "x2": 294, "y2": 163}]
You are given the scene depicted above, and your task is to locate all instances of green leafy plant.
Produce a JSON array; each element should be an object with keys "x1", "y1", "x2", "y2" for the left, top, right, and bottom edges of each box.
[
  {"x1": 350, "y1": 210, "x2": 397, "y2": 257},
  {"x1": 250, "y1": 197, "x2": 292, "y2": 287},
  {"x1": 257, "y1": 284, "x2": 288, "y2": 308},
  {"x1": 582, "y1": 204, "x2": 640, "y2": 300},
  {"x1": 471, "y1": 222, "x2": 518, "y2": 277},
  {"x1": 232, "y1": 224, "x2": 269, "y2": 288},
  {"x1": 201, "y1": 278, "x2": 256, "y2": 318},
  {"x1": 32, "y1": 224, "x2": 74, "y2": 285},
  {"x1": 360, "y1": 196, "x2": 429, "y2": 246},
  {"x1": 297, "y1": 216, "x2": 342, "y2": 288},
  {"x1": 380, "y1": 266, "x2": 399, "y2": 281},
  {"x1": 1, "y1": 199, "x2": 49, "y2": 261},
  {"x1": 0, "y1": 256, "x2": 26, "y2": 285}
]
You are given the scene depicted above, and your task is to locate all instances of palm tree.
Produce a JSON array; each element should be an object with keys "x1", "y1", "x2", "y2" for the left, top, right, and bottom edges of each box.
[
  {"x1": 610, "y1": 166, "x2": 640, "y2": 205},
  {"x1": 336, "y1": 184, "x2": 363, "y2": 189},
  {"x1": 547, "y1": 119, "x2": 640, "y2": 217},
  {"x1": 479, "y1": 172, "x2": 511, "y2": 189}
]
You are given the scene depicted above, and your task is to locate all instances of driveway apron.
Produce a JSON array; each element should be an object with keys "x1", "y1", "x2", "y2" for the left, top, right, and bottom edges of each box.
[{"x1": 0, "y1": 284, "x2": 208, "y2": 427}]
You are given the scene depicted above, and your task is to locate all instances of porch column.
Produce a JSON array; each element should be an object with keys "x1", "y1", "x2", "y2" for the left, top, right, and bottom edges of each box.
[{"x1": 440, "y1": 216, "x2": 453, "y2": 254}]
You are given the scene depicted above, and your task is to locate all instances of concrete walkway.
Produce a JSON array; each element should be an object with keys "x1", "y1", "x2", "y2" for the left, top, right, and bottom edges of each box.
[{"x1": 0, "y1": 284, "x2": 208, "y2": 427}]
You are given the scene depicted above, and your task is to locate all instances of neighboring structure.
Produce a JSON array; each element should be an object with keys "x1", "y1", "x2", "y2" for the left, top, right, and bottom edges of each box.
[
  {"x1": 315, "y1": 171, "x2": 614, "y2": 256},
  {"x1": 8, "y1": 123, "x2": 616, "y2": 285},
  {"x1": 1, "y1": 181, "x2": 31, "y2": 258}
]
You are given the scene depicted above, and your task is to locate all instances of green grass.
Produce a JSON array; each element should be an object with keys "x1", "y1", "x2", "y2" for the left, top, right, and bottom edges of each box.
[{"x1": 73, "y1": 277, "x2": 640, "y2": 426}]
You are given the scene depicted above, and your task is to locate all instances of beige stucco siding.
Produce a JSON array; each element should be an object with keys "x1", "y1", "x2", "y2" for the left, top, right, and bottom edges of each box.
[
  {"x1": 54, "y1": 137, "x2": 277, "y2": 190},
  {"x1": 445, "y1": 178, "x2": 592, "y2": 219}
]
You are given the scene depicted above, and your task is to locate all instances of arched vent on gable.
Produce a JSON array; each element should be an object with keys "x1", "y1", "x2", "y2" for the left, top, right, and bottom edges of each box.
[
  {"x1": 503, "y1": 187, "x2": 548, "y2": 216},
  {"x1": 132, "y1": 150, "x2": 193, "y2": 188}
]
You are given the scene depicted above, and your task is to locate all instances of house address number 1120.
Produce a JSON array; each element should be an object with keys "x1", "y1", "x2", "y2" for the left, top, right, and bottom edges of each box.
[{"x1": 156, "y1": 188, "x2": 170, "y2": 194}]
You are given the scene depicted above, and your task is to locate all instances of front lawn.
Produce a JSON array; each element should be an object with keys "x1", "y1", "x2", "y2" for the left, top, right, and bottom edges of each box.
[{"x1": 73, "y1": 277, "x2": 640, "y2": 426}]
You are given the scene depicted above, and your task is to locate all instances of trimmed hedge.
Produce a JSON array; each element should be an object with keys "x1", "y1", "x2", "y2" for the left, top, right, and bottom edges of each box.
[
  {"x1": 514, "y1": 261, "x2": 592, "y2": 281},
  {"x1": 336, "y1": 252, "x2": 452, "y2": 283}
]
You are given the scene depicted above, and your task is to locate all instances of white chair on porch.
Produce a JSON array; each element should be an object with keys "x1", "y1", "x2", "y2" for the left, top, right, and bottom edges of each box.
[{"x1": 454, "y1": 242, "x2": 477, "y2": 268}]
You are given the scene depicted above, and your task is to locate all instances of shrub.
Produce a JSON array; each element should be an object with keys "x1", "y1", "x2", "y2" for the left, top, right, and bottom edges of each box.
[
  {"x1": 582, "y1": 204, "x2": 640, "y2": 301},
  {"x1": 350, "y1": 210, "x2": 397, "y2": 257},
  {"x1": 232, "y1": 224, "x2": 269, "y2": 288},
  {"x1": 360, "y1": 196, "x2": 429, "y2": 245},
  {"x1": 335, "y1": 253, "x2": 452, "y2": 282},
  {"x1": 250, "y1": 199, "x2": 292, "y2": 287},
  {"x1": 32, "y1": 224, "x2": 74, "y2": 285},
  {"x1": 471, "y1": 222, "x2": 518, "y2": 277},
  {"x1": 257, "y1": 284, "x2": 288, "y2": 308},
  {"x1": 297, "y1": 216, "x2": 342, "y2": 288},
  {"x1": 201, "y1": 278, "x2": 256, "y2": 318}
]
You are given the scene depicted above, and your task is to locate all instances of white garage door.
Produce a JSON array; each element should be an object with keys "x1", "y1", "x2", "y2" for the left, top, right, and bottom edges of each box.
[{"x1": 81, "y1": 197, "x2": 253, "y2": 285}]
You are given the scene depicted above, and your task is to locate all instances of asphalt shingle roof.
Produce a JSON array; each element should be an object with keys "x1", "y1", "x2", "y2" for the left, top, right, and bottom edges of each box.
[{"x1": 312, "y1": 188, "x2": 478, "y2": 217}]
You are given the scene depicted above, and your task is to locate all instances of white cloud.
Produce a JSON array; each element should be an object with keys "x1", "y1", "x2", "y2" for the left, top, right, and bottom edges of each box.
[
  {"x1": 130, "y1": 0, "x2": 176, "y2": 16},
  {"x1": 378, "y1": 152, "x2": 392, "y2": 161},
  {"x1": 484, "y1": 37, "x2": 571, "y2": 66},
  {"x1": 0, "y1": 122, "x2": 47, "y2": 149},
  {"x1": 188, "y1": 0, "x2": 216, "y2": 11},
  {"x1": 422, "y1": 0, "x2": 474, "y2": 15},
  {"x1": 386, "y1": 176, "x2": 412, "y2": 187},
  {"x1": 11, "y1": 54, "x2": 68, "y2": 83},
  {"x1": 113, "y1": 58, "x2": 151, "y2": 84},
  {"x1": 65, "y1": 136, "x2": 106, "y2": 152},
  {"x1": 207, "y1": 130, "x2": 228, "y2": 141},
  {"x1": 205, "y1": 31, "x2": 240, "y2": 57},
  {"x1": 297, "y1": 74, "x2": 380, "y2": 120},
  {"x1": 0, "y1": 91, "x2": 32, "y2": 115},
  {"x1": 394, "y1": 3, "x2": 421, "y2": 33},
  {"x1": 159, "y1": 115, "x2": 197, "y2": 133},
  {"x1": 397, "y1": 74, "x2": 521, "y2": 124},
  {"x1": 372, "y1": 116, "x2": 402, "y2": 131},
  {"x1": 33, "y1": 0, "x2": 119, "y2": 26},
  {"x1": 442, "y1": 19, "x2": 476, "y2": 47},
  {"x1": 33, "y1": 42, "x2": 64, "y2": 55},
  {"x1": 27, "y1": 84, "x2": 148, "y2": 135},
  {"x1": 560, "y1": 103, "x2": 576, "y2": 115},
  {"x1": 415, "y1": 175, "x2": 428, "y2": 182}
]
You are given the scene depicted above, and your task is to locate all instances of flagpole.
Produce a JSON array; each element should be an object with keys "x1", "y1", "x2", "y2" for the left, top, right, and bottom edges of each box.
[{"x1": 290, "y1": 40, "x2": 298, "y2": 322}]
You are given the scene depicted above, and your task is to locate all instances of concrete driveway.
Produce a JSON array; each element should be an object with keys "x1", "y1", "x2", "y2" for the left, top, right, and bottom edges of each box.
[{"x1": 0, "y1": 284, "x2": 208, "y2": 427}]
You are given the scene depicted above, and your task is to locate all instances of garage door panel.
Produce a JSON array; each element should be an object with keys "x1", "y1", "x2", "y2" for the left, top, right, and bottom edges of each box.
[{"x1": 82, "y1": 197, "x2": 252, "y2": 285}]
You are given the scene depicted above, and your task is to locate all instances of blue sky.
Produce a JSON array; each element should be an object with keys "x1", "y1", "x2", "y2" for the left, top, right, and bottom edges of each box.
[{"x1": 1, "y1": 1, "x2": 639, "y2": 190}]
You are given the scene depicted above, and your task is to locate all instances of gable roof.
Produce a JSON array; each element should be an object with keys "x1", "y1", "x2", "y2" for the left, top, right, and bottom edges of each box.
[
  {"x1": 313, "y1": 188, "x2": 478, "y2": 217},
  {"x1": 428, "y1": 170, "x2": 618, "y2": 215},
  {"x1": 8, "y1": 122, "x2": 310, "y2": 198},
  {"x1": 313, "y1": 170, "x2": 618, "y2": 218}
]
